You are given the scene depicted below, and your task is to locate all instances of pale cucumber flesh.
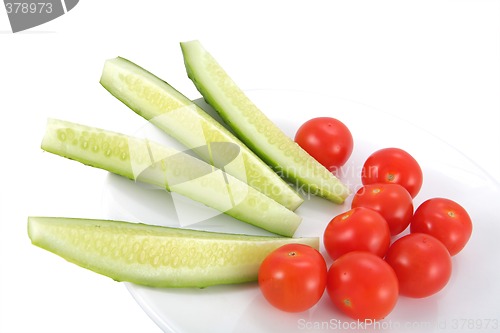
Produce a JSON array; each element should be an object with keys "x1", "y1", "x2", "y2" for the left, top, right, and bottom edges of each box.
[
  {"x1": 99, "y1": 57, "x2": 303, "y2": 211},
  {"x1": 28, "y1": 216, "x2": 319, "y2": 288},
  {"x1": 41, "y1": 118, "x2": 302, "y2": 237},
  {"x1": 180, "y1": 40, "x2": 350, "y2": 204}
]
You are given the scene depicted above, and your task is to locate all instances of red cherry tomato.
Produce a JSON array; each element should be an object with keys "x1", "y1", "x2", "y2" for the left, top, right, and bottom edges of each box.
[
  {"x1": 326, "y1": 251, "x2": 399, "y2": 320},
  {"x1": 351, "y1": 183, "x2": 414, "y2": 236},
  {"x1": 410, "y1": 198, "x2": 472, "y2": 256},
  {"x1": 295, "y1": 117, "x2": 353, "y2": 171},
  {"x1": 258, "y1": 244, "x2": 327, "y2": 312},
  {"x1": 385, "y1": 233, "x2": 452, "y2": 298},
  {"x1": 323, "y1": 207, "x2": 391, "y2": 260},
  {"x1": 361, "y1": 148, "x2": 423, "y2": 198}
]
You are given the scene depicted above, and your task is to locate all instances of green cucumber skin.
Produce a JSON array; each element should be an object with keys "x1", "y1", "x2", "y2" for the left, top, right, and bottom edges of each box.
[
  {"x1": 180, "y1": 40, "x2": 350, "y2": 204},
  {"x1": 41, "y1": 119, "x2": 302, "y2": 237},
  {"x1": 28, "y1": 216, "x2": 319, "y2": 288},
  {"x1": 99, "y1": 57, "x2": 303, "y2": 211}
]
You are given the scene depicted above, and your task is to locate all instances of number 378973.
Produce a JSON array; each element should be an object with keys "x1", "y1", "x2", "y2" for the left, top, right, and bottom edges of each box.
[{"x1": 5, "y1": 2, "x2": 53, "y2": 14}]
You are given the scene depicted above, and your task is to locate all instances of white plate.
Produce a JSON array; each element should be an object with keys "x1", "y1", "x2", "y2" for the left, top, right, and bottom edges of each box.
[{"x1": 103, "y1": 90, "x2": 500, "y2": 333}]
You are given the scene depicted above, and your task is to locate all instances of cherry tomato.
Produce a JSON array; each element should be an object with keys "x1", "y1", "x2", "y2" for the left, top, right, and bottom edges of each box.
[
  {"x1": 351, "y1": 183, "x2": 414, "y2": 236},
  {"x1": 385, "y1": 233, "x2": 452, "y2": 298},
  {"x1": 410, "y1": 198, "x2": 472, "y2": 256},
  {"x1": 323, "y1": 207, "x2": 391, "y2": 260},
  {"x1": 361, "y1": 147, "x2": 423, "y2": 198},
  {"x1": 326, "y1": 251, "x2": 399, "y2": 320},
  {"x1": 258, "y1": 244, "x2": 327, "y2": 312},
  {"x1": 295, "y1": 117, "x2": 353, "y2": 171}
]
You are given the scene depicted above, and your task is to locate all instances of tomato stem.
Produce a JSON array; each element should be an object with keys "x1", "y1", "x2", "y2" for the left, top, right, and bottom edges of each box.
[{"x1": 343, "y1": 298, "x2": 353, "y2": 308}]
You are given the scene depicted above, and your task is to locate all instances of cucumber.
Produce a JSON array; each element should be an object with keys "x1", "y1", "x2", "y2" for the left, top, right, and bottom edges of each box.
[
  {"x1": 41, "y1": 118, "x2": 302, "y2": 237},
  {"x1": 28, "y1": 216, "x2": 319, "y2": 287},
  {"x1": 99, "y1": 57, "x2": 303, "y2": 211},
  {"x1": 180, "y1": 40, "x2": 350, "y2": 204}
]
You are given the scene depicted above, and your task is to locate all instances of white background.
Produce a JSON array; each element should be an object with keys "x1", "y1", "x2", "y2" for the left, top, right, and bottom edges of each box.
[{"x1": 1, "y1": 1, "x2": 499, "y2": 332}]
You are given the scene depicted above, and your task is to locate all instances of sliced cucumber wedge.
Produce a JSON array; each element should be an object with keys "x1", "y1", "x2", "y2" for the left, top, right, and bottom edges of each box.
[
  {"x1": 28, "y1": 216, "x2": 319, "y2": 287},
  {"x1": 41, "y1": 118, "x2": 302, "y2": 237},
  {"x1": 180, "y1": 40, "x2": 350, "y2": 204},
  {"x1": 99, "y1": 57, "x2": 303, "y2": 211}
]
